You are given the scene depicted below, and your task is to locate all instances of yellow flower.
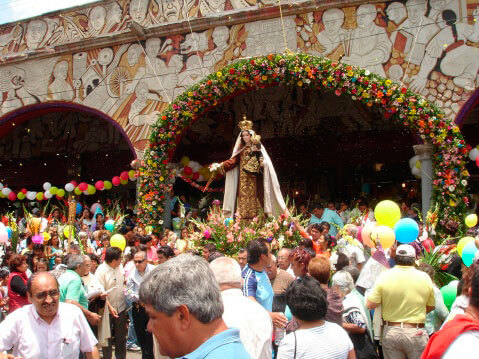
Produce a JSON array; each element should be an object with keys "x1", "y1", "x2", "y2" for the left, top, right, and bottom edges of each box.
[
  {"x1": 397, "y1": 97, "x2": 403, "y2": 103},
  {"x1": 452, "y1": 126, "x2": 459, "y2": 133},
  {"x1": 449, "y1": 200, "x2": 456, "y2": 207},
  {"x1": 216, "y1": 71, "x2": 222, "y2": 78},
  {"x1": 305, "y1": 67, "x2": 311, "y2": 72},
  {"x1": 262, "y1": 75, "x2": 267, "y2": 81},
  {"x1": 347, "y1": 70, "x2": 354, "y2": 77},
  {"x1": 298, "y1": 81, "x2": 303, "y2": 86},
  {"x1": 188, "y1": 92, "x2": 193, "y2": 97},
  {"x1": 385, "y1": 79, "x2": 392, "y2": 86},
  {"x1": 159, "y1": 176, "x2": 164, "y2": 182},
  {"x1": 327, "y1": 76, "x2": 334, "y2": 82}
]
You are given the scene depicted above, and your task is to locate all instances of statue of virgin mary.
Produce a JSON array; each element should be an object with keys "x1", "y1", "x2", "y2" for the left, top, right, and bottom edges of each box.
[{"x1": 219, "y1": 117, "x2": 286, "y2": 220}]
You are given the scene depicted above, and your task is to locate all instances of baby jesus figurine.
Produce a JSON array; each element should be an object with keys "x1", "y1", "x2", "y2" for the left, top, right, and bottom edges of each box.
[{"x1": 243, "y1": 135, "x2": 263, "y2": 176}]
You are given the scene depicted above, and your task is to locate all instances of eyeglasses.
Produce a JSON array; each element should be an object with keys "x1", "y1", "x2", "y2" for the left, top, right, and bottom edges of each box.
[
  {"x1": 134, "y1": 259, "x2": 146, "y2": 264},
  {"x1": 35, "y1": 289, "x2": 59, "y2": 300}
]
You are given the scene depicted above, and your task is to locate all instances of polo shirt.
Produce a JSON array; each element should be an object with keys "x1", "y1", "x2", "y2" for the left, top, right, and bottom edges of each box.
[
  {"x1": 309, "y1": 208, "x2": 344, "y2": 236},
  {"x1": 242, "y1": 265, "x2": 273, "y2": 312},
  {"x1": 181, "y1": 328, "x2": 250, "y2": 359},
  {"x1": 367, "y1": 265, "x2": 435, "y2": 323},
  {"x1": 59, "y1": 269, "x2": 89, "y2": 309}
]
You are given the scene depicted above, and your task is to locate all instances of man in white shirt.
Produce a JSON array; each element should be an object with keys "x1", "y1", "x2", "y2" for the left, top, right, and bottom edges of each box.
[
  {"x1": 0, "y1": 272, "x2": 99, "y2": 359},
  {"x1": 95, "y1": 247, "x2": 127, "y2": 359},
  {"x1": 210, "y1": 256, "x2": 273, "y2": 359}
]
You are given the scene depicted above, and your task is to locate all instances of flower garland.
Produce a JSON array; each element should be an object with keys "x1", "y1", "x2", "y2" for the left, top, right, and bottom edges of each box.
[{"x1": 138, "y1": 52, "x2": 469, "y2": 237}]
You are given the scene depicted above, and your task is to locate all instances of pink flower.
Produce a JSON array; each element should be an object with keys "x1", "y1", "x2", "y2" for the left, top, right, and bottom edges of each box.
[
  {"x1": 226, "y1": 233, "x2": 234, "y2": 243},
  {"x1": 204, "y1": 229, "x2": 211, "y2": 239},
  {"x1": 253, "y1": 217, "x2": 258, "y2": 223}
]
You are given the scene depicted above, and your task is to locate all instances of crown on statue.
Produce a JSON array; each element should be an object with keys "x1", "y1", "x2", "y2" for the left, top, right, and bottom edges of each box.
[{"x1": 238, "y1": 115, "x2": 253, "y2": 131}]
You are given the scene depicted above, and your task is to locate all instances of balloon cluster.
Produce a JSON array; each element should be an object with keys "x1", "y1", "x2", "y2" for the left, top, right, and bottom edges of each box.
[
  {"x1": 180, "y1": 156, "x2": 213, "y2": 182},
  {"x1": 0, "y1": 170, "x2": 137, "y2": 201},
  {"x1": 457, "y1": 236, "x2": 478, "y2": 267},
  {"x1": 359, "y1": 200, "x2": 420, "y2": 249},
  {"x1": 468, "y1": 145, "x2": 479, "y2": 168},
  {"x1": 409, "y1": 155, "x2": 422, "y2": 178}
]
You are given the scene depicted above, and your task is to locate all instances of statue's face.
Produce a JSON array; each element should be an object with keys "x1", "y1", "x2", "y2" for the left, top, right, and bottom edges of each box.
[
  {"x1": 408, "y1": 2, "x2": 426, "y2": 23},
  {"x1": 54, "y1": 61, "x2": 68, "y2": 80},
  {"x1": 130, "y1": 0, "x2": 149, "y2": 23},
  {"x1": 26, "y1": 20, "x2": 47, "y2": 49},
  {"x1": 357, "y1": 7, "x2": 375, "y2": 28},
  {"x1": 90, "y1": 6, "x2": 106, "y2": 31},
  {"x1": 241, "y1": 130, "x2": 251, "y2": 144},
  {"x1": 162, "y1": 0, "x2": 182, "y2": 21},
  {"x1": 323, "y1": 12, "x2": 344, "y2": 34}
]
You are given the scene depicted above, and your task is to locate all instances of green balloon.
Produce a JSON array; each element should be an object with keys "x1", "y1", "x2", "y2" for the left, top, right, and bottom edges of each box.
[{"x1": 440, "y1": 282, "x2": 458, "y2": 311}]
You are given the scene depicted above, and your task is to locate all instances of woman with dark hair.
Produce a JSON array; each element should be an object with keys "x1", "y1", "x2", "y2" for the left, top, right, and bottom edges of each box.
[
  {"x1": 290, "y1": 248, "x2": 312, "y2": 277},
  {"x1": 46, "y1": 232, "x2": 62, "y2": 270},
  {"x1": 7, "y1": 254, "x2": 29, "y2": 313},
  {"x1": 278, "y1": 276, "x2": 355, "y2": 359},
  {"x1": 91, "y1": 213, "x2": 105, "y2": 232},
  {"x1": 157, "y1": 246, "x2": 175, "y2": 264}
]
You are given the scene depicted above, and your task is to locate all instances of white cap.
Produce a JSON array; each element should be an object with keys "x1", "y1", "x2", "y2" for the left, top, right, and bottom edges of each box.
[{"x1": 396, "y1": 244, "x2": 416, "y2": 258}]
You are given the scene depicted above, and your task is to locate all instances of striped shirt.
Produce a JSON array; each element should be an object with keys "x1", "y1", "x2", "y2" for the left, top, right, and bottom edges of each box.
[
  {"x1": 277, "y1": 321, "x2": 353, "y2": 359},
  {"x1": 242, "y1": 265, "x2": 273, "y2": 312}
]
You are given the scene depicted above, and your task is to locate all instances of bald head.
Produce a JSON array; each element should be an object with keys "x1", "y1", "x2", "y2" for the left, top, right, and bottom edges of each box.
[
  {"x1": 27, "y1": 272, "x2": 58, "y2": 294},
  {"x1": 27, "y1": 272, "x2": 60, "y2": 322}
]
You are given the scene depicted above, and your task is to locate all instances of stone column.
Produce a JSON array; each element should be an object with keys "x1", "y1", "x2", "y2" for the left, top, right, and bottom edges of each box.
[{"x1": 413, "y1": 144, "x2": 434, "y2": 221}]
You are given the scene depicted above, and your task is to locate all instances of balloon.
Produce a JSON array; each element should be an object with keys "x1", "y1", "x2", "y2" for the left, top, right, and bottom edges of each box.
[
  {"x1": 57, "y1": 189, "x2": 65, "y2": 197},
  {"x1": 43, "y1": 182, "x2": 51, "y2": 191},
  {"x1": 224, "y1": 218, "x2": 234, "y2": 227},
  {"x1": 2, "y1": 188, "x2": 11, "y2": 196},
  {"x1": 0, "y1": 183, "x2": 3, "y2": 190},
  {"x1": 457, "y1": 236, "x2": 475, "y2": 257},
  {"x1": 128, "y1": 170, "x2": 136, "y2": 179},
  {"x1": 477, "y1": 156, "x2": 479, "y2": 168},
  {"x1": 462, "y1": 242, "x2": 478, "y2": 267},
  {"x1": 63, "y1": 225, "x2": 75, "y2": 238},
  {"x1": 70, "y1": 181, "x2": 78, "y2": 187},
  {"x1": 65, "y1": 183, "x2": 75, "y2": 192},
  {"x1": 375, "y1": 200, "x2": 401, "y2": 228},
  {"x1": 189, "y1": 161, "x2": 201, "y2": 172},
  {"x1": 184, "y1": 166, "x2": 193, "y2": 175},
  {"x1": 393, "y1": 218, "x2": 420, "y2": 243},
  {"x1": 95, "y1": 181, "x2": 104, "y2": 190},
  {"x1": 43, "y1": 232, "x2": 51, "y2": 242},
  {"x1": 87, "y1": 185, "x2": 96, "y2": 195},
  {"x1": 17, "y1": 192, "x2": 25, "y2": 200},
  {"x1": 6, "y1": 227, "x2": 12, "y2": 239},
  {"x1": 110, "y1": 234, "x2": 126, "y2": 251},
  {"x1": 76, "y1": 203, "x2": 83, "y2": 215},
  {"x1": 362, "y1": 222, "x2": 377, "y2": 248},
  {"x1": 181, "y1": 156, "x2": 190, "y2": 166},
  {"x1": 441, "y1": 283, "x2": 458, "y2": 311},
  {"x1": 36, "y1": 192, "x2": 44, "y2": 201},
  {"x1": 26, "y1": 191, "x2": 36, "y2": 201},
  {"x1": 105, "y1": 219, "x2": 115, "y2": 231},
  {"x1": 78, "y1": 182, "x2": 88, "y2": 191},
  {"x1": 469, "y1": 148, "x2": 479, "y2": 161},
  {"x1": 44, "y1": 190, "x2": 53, "y2": 199},
  {"x1": 120, "y1": 171, "x2": 129, "y2": 181},
  {"x1": 21, "y1": 188, "x2": 27, "y2": 194},
  {"x1": 74, "y1": 187, "x2": 82, "y2": 195},
  {"x1": 0, "y1": 192, "x2": 5, "y2": 198},
  {"x1": 371, "y1": 226, "x2": 396, "y2": 249},
  {"x1": 50, "y1": 187, "x2": 58, "y2": 195},
  {"x1": 8, "y1": 192, "x2": 16, "y2": 201},
  {"x1": 120, "y1": 179, "x2": 128, "y2": 185},
  {"x1": 104, "y1": 181, "x2": 112, "y2": 190},
  {"x1": 411, "y1": 167, "x2": 421, "y2": 178},
  {"x1": 90, "y1": 203, "x2": 102, "y2": 214},
  {"x1": 357, "y1": 226, "x2": 363, "y2": 243},
  {"x1": 112, "y1": 176, "x2": 121, "y2": 186},
  {"x1": 32, "y1": 234, "x2": 44, "y2": 244},
  {"x1": 0, "y1": 228, "x2": 7, "y2": 244},
  {"x1": 192, "y1": 172, "x2": 200, "y2": 181},
  {"x1": 465, "y1": 214, "x2": 478, "y2": 228}
]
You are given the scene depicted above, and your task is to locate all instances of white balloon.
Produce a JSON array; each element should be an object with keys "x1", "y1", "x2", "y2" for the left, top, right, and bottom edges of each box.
[
  {"x1": 189, "y1": 161, "x2": 201, "y2": 172},
  {"x1": 26, "y1": 192, "x2": 36, "y2": 201},
  {"x1": 409, "y1": 155, "x2": 420, "y2": 169},
  {"x1": 469, "y1": 148, "x2": 479, "y2": 161},
  {"x1": 83, "y1": 190, "x2": 89, "y2": 195},
  {"x1": 43, "y1": 182, "x2": 51, "y2": 191},
  {"x1": 44, "y1": 190, "x2": 52, "y2": 199},
  {"x1": 2, "y1": 188, "x2": 11, "y2": 196},
  {"x1": 411, "y1": 167, "x2": 422, "y2": 177},
  {"x1": 65, "y1": 183, "x2": 75, "y2": 192}
]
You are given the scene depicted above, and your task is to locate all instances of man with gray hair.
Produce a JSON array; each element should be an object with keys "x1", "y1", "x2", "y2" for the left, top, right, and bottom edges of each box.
[
  {"x1": 139, "y1": 254, "x2": 250, "y2": 359},
  {"x1": 58, "y1": 254, "x2": 101, "y2": 326},
  {"x1": 210, "y1": 256, "x2": 272, "y2": 359}
]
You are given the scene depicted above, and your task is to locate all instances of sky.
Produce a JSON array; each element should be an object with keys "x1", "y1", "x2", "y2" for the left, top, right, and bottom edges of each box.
[{"x1": 0, "y1": 0, "x2": 98, "y2": 25}]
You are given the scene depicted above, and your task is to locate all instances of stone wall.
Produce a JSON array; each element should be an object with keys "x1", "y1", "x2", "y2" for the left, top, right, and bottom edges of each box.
[{"x1": 0, "y1": 0, "x2": 477, "y2": 157}]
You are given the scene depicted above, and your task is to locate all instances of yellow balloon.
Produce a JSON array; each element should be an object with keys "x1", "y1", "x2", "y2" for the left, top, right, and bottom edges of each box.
[
  {"x1": 465, "y1": 214, "x2": 478, "y2": 228},
  {"x1": 87, "y1": 185, "x2": 96, "y2": 195},
  {"x1": 43, "y1": 232, "x2": 51, "y2": 242},
  {"x1": 63, "y1": 225, "x2": 75, "y2": 238},
  {"x1": 361, "y1": 222, "x2": 377, "y2": 248},
  {"x1": 74, "y1": 187, "x2": 82, "y2": 195},
  {"x1": 374, "y1": 200, "x2": 401, "y2": 228},
  {"x1": 458, "y1": 236, "x2": 475, "y2": 257},
  {"x1": 415, "y1": 160, "x2": 421, "y2": 169},
  {"x1": 110, "y1": 234, "x2": 126, "y2": 251},
  {"x1": 104, "y1": 181, "x2": 112, "y2": 190},
  {"x1": 181, "y1": 156, "x2": 190, "y2": 166},
  {"x1": 371, "y1": 225, "x2": 396, "y2": 249},
  {"x1": 36, "y1": 192, "x2": 44, "y2": 201},
  {"x1": 120, "y1": 179, "x2": 128, "y2": 185}
]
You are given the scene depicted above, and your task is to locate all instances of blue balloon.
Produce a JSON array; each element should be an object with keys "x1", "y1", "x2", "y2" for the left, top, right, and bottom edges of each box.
[
  {"x1": 462, "y1": 242, "x2": 478, "y2": 267},
  {"x1": 394, "y1": 218, "x2": 419, "y2": 244},
  {"x1": 224, "y1": 218, "x2": 233, "y2": 227},
  {"x1": 76, "y1": 203, "x2": 83, "y2": 215},
  {"x1": 5, "y1": 227, "x2": 12, "y2": 239}
]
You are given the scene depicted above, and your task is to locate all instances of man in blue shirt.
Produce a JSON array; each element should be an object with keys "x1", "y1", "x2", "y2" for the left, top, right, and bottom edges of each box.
[
  {"x1": 309, "y1": 202, "x2": 344, "y2": 237},
  {"x1": 139, "y1": 254, "x2": 250, "y2": 359}
]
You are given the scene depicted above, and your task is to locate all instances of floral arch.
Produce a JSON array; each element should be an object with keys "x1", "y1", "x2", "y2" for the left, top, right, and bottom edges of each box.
[{"x1": 138, "y1": 52, "x2": 469, "y2": 237}]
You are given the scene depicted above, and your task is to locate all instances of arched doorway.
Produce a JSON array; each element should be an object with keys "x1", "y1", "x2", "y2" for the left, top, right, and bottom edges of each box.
[
  {"x1": 0, "y1": 102, "x2": 137, "y2": 209},
  {"x1": 139, "y1": 53, "x2": 469, "y2": 237}
]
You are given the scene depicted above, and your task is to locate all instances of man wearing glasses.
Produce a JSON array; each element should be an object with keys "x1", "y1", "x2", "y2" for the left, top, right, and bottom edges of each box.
[
  {"x1": 0, "y1": 272, "x2": 99, "y2": 358},
  {"x1": 126, "y1": 251, "x2": 155, "y2": 359}
]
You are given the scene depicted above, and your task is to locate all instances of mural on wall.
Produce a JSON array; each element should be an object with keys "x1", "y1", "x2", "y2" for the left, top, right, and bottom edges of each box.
[{"x1": 0, "y1": 0, "x2": 477, "y2": 158}]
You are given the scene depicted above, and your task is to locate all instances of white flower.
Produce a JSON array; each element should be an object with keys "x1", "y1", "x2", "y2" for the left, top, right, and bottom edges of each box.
[
  {"x1": 461, "y1": 180, "x2": 468, "y2": 186},
  {"x1": 448, "y1": 185, "x2": 455, "y2": 192},
  {"x1": 364, "y1": 70, "x2": 370, "y2": 76},
  {"x1": 278, "y1": 235, "x2": 285, "y2": 244},
  {"x1": 283, "y1": 220, "x2": 288, "y2": 226},
  {"x1": 209, "y1": 162, "x2": 222, "y2": 172}
]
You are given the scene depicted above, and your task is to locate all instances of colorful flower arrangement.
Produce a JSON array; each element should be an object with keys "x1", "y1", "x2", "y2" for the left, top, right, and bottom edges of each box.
[
  {"x1": 138, "y1": 52, "x2": 469, "y2": 237},
  {"x1": 188, "y1": 206, "x2": 309, "y2": 256}
]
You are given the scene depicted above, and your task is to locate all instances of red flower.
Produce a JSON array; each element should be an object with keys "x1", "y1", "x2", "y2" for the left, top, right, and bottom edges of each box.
[
  {"x1": 401, "y1": 87, "x2": 407, "y2": 94},
  {"x1": 229, "y1": 68, "x2": 235, "y2": 74}
]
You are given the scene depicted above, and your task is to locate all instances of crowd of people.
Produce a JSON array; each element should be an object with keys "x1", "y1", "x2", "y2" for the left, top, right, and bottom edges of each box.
[{"x1": 0, "y1": 195, "x2": 477, "y2": 359}]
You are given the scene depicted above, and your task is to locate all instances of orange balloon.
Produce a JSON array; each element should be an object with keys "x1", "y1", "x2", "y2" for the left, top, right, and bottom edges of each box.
[{"x1": 362, "y1": 221, "x2": 377, "y2": 248}]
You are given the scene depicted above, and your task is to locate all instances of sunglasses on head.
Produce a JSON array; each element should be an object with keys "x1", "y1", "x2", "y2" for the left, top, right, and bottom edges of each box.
[{"x1": 35, "y1": 289, "x2": 59, "y2": 300}]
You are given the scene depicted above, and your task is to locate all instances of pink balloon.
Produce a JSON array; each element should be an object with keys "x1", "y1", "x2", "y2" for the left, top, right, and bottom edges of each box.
[
  {"x1": 120, "y1": 171, "x2": 129, "y2": 181},
  {"x1": 112, "y1": 176, "x2": 121, "y2": 186},
  {"x1": 95, "y1": 181, "x2": 104, "y2": 190},
  {"x1": 357, "y1": 226, "x2": 363, "y2": 243},
  {"x1": 78, "y1": 182, "x2": 88, "y2": 191},
  {"x1": 8, "y1": 192, "x2": 16, "y2": 201},
  {"x1": 32, "y1": 234, "x2": 43, "y2": 244},
  {"x1": 70, "y1": 180, "x2": 78, "y2": 187}
]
